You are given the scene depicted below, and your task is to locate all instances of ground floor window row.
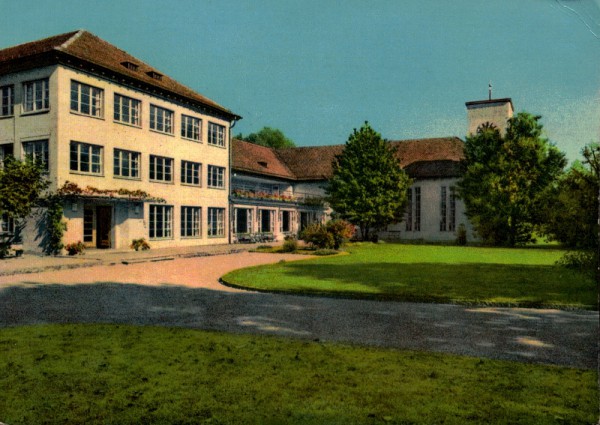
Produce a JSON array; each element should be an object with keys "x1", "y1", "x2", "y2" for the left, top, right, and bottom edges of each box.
[
  {"x1": 233, "y1": 208, "x2": 319, "y2": 235},
  {"x1": 149, "y1": 205, "x2": 226, "y2": 239},
  {"x1": 81, "y1": 205, "x2": 226, "y2": 247}
]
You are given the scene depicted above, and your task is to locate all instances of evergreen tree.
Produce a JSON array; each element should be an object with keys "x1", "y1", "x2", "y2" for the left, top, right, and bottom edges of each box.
[{"x1": 326, "y1": 122, "x2": 411, "y2": 241}]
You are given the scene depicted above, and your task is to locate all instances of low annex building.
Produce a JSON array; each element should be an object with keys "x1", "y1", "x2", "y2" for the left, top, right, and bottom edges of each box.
[
  {"x1": 231, "y1": 136, "x2": 470, "y2": 242},
  {"x1": 0, "y1": 30, "x2": 240, "y2": 252},
  {"x1": 230, "y1": 96, "x2": 513, "y2": 243}
]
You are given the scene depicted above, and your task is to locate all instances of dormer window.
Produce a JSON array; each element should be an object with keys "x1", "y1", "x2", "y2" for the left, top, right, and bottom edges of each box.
[
  {"x1": 258, "y1": 161, "x2": 268, "y2": 168},
  {"x1": 147, "y1": 71, "x2": 163, "y2": 81},
  {"x1": 121, "y1": 61, "x2": 139, "y2": 71}
]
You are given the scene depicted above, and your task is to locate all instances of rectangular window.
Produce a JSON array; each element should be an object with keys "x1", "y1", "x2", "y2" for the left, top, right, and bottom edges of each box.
[
  {"x1": 23, "y1": 78, "x2": 49, "y2": 112},
  {"x1": 83, "y1": 208, "x2": 94, "y2": 243},
  {"x1": 181, "y1": 160, "x2": 201, "y2": 186},
  {"x1": 22, "y1": 140, "x2": 49, "y2": 171},
  {"x1": 181, "y1": 206, "x2": 201, "y2": 238},
  {"x1": 235, "y1": 208, "x2": 252, "y2": 234},
  {"x1": 149, "y1": 104, "x2": 173, "y2": 134},
  {"x1": 114, "y1": 94, "x2": 141, "y2": 126},
  {"x1": 0, "y1": 213, "x2": 15, "y2": 234},
  {"x1": 181, "y1": 115, "x2": 202, "y2": 141},
  {"x1": 207, "y1": 165, "x2": 225, "y2": 188},
  {"x1": 449, "y1": 187, "x2": 456, "y2": 232},
  {"x1": 70, "y1": 81, "x2": 103, "y2": 117},
  {"x1": 149, "y1": 155, "x2": 173, "y2": 182},
  {"x1": 281, "y1": 210, "x2": 292, "y2": 233},
  {"x1": 259, "y1": 209, "x2": 274, "y2": 233},
  {"x1": 208, "y1": 207, "x2": 225, "y2": 237},
  {"x1": 208, "y1": 122, "x2": 225, "y2": 147},
  {"x1": 405, "y1": 188, "x2": 413, "y2": 231},
  {"x1": 70, "y1": 141, "x2": 103, "y2": 174},
  {"x1": 414, "y1": 187, "x2": 421, "y2": 232},
  {"x1": 440, "y1": 186, "x2": 447, "y2": 232},
  {"x1": 149, "y1": 204, "x2": 173, "y2": 239},
  {"x1": 0, "y1": 144, "x2": 13, "y2": 169},
  {"x1": 114, "y1": 149, "x2": 140, "y2": 179},
  {"x1": 0, "y1": 85, "x2": 14, "y2": 116}
]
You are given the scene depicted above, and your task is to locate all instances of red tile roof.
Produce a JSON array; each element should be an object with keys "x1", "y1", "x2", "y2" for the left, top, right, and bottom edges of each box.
[
  {"x1": 0, "y1": 30, "x2": 240, "y2": 120},
  {"x1": 232, "y1": 139, "x2": 296, "y2": 179},
  {"x1": 232, "y1": 137, "x2": 464, "y2": 181}
]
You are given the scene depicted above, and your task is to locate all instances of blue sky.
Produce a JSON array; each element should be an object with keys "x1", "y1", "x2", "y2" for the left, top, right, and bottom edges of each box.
[{"x1": 2, "y1": 0, "x2": 599, "y2": 162}]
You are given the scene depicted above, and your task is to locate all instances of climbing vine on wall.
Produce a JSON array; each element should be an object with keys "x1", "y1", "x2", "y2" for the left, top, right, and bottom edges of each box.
[
  {"x1": 57, "y1": 181, "x2": 165, "y2": 203},
  {"x1": 44, "y1": 195, "x2": 67, "y2": 255}
]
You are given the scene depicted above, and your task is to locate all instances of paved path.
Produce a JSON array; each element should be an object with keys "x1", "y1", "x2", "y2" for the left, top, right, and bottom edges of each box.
[{"x1": 0, "y1": 252, "x2": 597, "y2": 369}]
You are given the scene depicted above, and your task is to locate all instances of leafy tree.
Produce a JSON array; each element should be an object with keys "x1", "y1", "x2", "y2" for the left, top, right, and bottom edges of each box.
[
  {"x1": 539, "y1": 143, "x2": 598, "y2": 249},
  {"x1": 458, "y1": 113, "x2": 566, "y2": 246},
  {"x1": 236, "y1": 126, "x2": 296, "y2": 148},
  {"x1": 0, "y1": 156, "x2": 49, "y2": 221},
  {"x1": 326, "y1": 122, "x2": 412, "y2": 241}
]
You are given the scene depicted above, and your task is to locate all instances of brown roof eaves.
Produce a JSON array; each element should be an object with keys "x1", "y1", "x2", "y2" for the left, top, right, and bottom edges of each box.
[
  {"x1": 0, "y1": 30, "x2": 241, "y2": 121},
  {"x1": 232, "y1": 139, "x2": 296, "y2": 180}
]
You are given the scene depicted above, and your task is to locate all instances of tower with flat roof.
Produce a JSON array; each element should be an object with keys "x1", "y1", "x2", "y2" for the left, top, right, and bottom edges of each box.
[{"x1": 465, "y1": 87, "x2": 513, "y2": 136}]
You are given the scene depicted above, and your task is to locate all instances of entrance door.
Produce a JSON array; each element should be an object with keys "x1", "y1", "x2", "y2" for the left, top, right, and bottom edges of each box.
[{"x1": 96, "y1": 206, "x2": 112, "y2": 249}]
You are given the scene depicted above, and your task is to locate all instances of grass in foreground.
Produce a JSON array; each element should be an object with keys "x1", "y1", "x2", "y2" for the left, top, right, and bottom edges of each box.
[
  {"x1": 224, "y1": 243, "x2": 596, "y2": 309},
  {"x1": 0, "y1": 324, "x2": 597, "y2": 425}
]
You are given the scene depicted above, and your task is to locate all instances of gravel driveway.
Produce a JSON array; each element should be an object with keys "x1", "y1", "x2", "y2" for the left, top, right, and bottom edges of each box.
[{"x1": 0, "y1": 252, "x2": 597, "y2": 369}]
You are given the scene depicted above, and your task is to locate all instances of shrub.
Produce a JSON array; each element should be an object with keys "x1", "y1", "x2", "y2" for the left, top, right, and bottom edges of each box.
[
  {"x1": 281, "y1": 236, "x2": 298, "y2": 253},
  {"x1": 326, "y1": 219, "x2": 355, "y2": 249},
  {"x1": 556, "y1": 250, "x2": 596, "y2": 274},
  {"x1": 313, "y1": 249, "x2": 339, "y2": 256},
  {"x1": 300, "y1": 223, "x2": 334, "y2": 249},
  {"x1": 64, "y1": 241, "x2": 85, "y2": 256},
  {"x1": 130, "y1": 238, "x2": 150, "y2": 251}
]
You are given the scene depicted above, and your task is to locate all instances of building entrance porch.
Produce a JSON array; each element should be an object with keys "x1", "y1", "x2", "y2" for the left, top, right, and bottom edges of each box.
[{"x1": 83, "y1": 205, "x2": 113, "y2": 249}]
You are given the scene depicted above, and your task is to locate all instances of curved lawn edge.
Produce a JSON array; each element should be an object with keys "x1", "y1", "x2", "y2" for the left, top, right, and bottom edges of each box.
[
  {"x1": 219, "y1": 250, "x2": 597, "y2": 311},
  {"x1": 218, "y1": 275, "x2": 595, "y2": 311}
]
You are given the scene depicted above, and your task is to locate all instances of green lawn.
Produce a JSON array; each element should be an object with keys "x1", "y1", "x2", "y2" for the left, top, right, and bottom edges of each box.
[
  {"x1": 224, "y1": 243, "x2": 597, "y2": 309},
  {"x1": 0, "y1": 324, "x2": 597, "y2": 425}
]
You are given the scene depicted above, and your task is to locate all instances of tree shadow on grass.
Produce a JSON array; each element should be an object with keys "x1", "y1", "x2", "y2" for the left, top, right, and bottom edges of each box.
[
  {"x1": 0, "y1": 281, "x2": 597, "y2": 369},
  {"x1": 274, "y1": 262, "x2": 596, "y2": 308}
]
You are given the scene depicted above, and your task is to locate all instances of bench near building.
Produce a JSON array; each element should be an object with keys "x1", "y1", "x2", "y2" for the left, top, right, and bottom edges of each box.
[{"x1": 0, "y1": 31, "x2": 513, "y2": 252}]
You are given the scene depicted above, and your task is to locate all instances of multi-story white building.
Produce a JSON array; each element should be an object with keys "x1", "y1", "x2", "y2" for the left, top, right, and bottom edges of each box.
[{"x1": 0, "y1": 30, "x2": 240, "y2": 252}]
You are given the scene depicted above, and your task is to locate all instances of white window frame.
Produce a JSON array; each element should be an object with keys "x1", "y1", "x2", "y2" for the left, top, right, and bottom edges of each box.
[
  {"x1": 70, "y1": 141, "x2": 103, "y2": 175},
  {"x1": 70, "y1": 80, "x2": 103, "y2": 118},
  {"x1": 208, "y1": 122, "x2": 225, "y2": 147},
  {"x1": 149, "y1": 104, "x2": 173, "y2": 134},
  {"x1": 0, "y1": 213, "x2": 15, "y2": 234},
  {"x1": 181, "y1": 206, "x2": 201, "y2": 238},
  {"x1": 23, "y1": 78, "x2": 49, "y2": 113},
  {"x1": 149, "y1": 204, "x2": 173, "y2": 239},
  {"x1": 181, "y1": 160, "x2": 201, "y2": 186},
  {"x1": 207, "y1": 165, "x2": 225, "y2": 188},
  {"x1": 0, "y1": 85, "x2": 14, "y2": 117},
  {"x1": 181, "y1": 114, "x2": 202, "y2": 141},
  {"x1": 114, "y1": 93, "x2": 141, "y2": 126},
  {"x1": 22, "y1": 140, "x2": 49, "y2": 171},
  {"x1": 208, "y1": 207, "x2": 225, "y2": 237},
  {"x1": 114, "y1": 148, "x2": 141, "y2": 179},
  {"x1": 149, "y1": 155, "x2": 173, "y2": 182}
]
